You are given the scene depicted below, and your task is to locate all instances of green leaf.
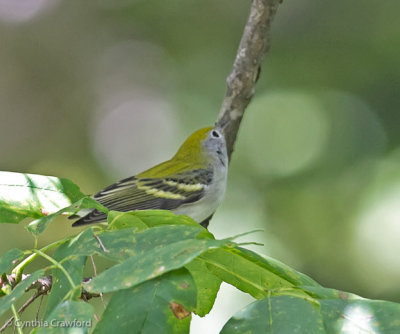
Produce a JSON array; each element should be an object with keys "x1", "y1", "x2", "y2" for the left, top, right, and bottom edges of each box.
[
  {"x1": 221, "y1": 286, "x2": 400, "y2": 333},
  {"x1": 107, "y1": 211, "x2": 148, "y2": 231},
  {"x1": 0, "y1": 269, "x2": 45, "y2": 317},
  {"x1": 27, "y1": 197, "x2": 107, "y2": 236},
  {"x1": 38, "y1": 301, "x2": 94, "y2": 334},
  {"x1": 0, "y1": 171, "x2": 85, "y2": 224},
  {"x1": 220, "y1": 294, "x2": 325, "y2": 334},
  {"x1": 84, "y1": 237, "x2": 230, "y2": 293},
  {"x1": 200, "y1": 247, "x2": 319, "y2": 300},
  {"x1": 44, "y1": 240, "x2": 86, "y2": 318},
  {"x1": 106, "y1": 210, "x2": 212, "y2": 238},
  {"x1": 131, "y1": 210, "x2": 201, "y2": 228},
  {"x1": 43, "y1": 224, "x2": 211, "y2": 314},
  {"x1": 303, "y1": 286, "x2": 400, "y2": 333},
  {"x1": 115, "y1": 210, "x2": 214, "y2": 240},
  {"x1": 94, "y1": 269, "x2": 196, "y2": 334},
  {"x1": 235, "y1": 247, "x2": 319, "y2": 287},
  {"x1": 185, "y1": 258, "x2": 222, "y2": 317},
  {"x1": 0, "y1": 249, "x2": 24, "y2": 274},
  {"x1": 42, "y1": 223, "x2": 212, "y2": 320},
  {"x1": 51, "y1": 224, "x2": 207, "y2": 262}
]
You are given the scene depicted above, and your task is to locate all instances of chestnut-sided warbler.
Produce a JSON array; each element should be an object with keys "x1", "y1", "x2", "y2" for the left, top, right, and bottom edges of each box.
[{"x1": 72, "y1": 126, "x2": 228, "y2": 227}]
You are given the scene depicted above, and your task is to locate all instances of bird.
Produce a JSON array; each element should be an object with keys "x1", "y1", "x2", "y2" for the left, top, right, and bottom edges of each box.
[{"x1": 71, "y1": 126, "x2": 228, "y2": 228}]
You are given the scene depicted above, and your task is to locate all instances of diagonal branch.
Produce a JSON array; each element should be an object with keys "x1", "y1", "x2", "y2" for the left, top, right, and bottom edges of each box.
[
  {"x1": 0, "y1": 275, "x2": 99, "y2": 332},
  {"x1": 0, "y1": 276, "x2": 52, "y2": 333},
  {"x1": 216, "y1": 0, "x2": 281, "y2": 160}
]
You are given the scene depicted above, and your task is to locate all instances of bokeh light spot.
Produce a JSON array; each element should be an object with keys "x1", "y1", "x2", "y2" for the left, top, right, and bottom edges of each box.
[
  {"x1": 355, "y1": 150, "x2": 400, "y2": 292},
  {"x1": 91, "y1": 93, "x2": 179, "y2": 178},
  {"x1": 0, "y1": 0, "x2": 59, "y2": 24},
  {"x1": 341, "y1": 306, "x2": 377, "y2": 334},
  {"x1": 238, "y1": 91, "x2": 329, "y2": 178},
  {"x1": 91, "y1": 39, "x2": 178, "y2": 179}
]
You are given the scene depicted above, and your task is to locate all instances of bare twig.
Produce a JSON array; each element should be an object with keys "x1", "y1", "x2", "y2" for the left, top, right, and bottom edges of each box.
[
  {"x1": 89, "y1": 256, "x2": 105, "y2": 308},
  {"x1": 0, "y1": 275, "x2": 101, "y2": 332},
  {"x1": 94, "y1": 235, "x2": 110, "y2": 253},
  {"x1": 216, "y1": 0, "x2": 281, "y2": 159},
  {"x1": 0, "y1": 277, "x2": 52, "y2": 333},
  {"x1": 0, "y1": 314, "x2": 12, "y2": 332},
  {"x1": 35, "y1": 295, "x2": 44, "y2": 321}
]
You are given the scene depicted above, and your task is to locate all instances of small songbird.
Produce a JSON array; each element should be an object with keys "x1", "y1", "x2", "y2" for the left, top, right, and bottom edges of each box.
[{"x1": 72, "y1": 126, "x2": 228, "y2": 228}]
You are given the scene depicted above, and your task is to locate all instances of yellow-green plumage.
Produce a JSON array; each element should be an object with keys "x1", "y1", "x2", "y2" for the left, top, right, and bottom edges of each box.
[
  {"x1": 72, "y1": 126, "x2": 228, "y2": 227},
  {"x1": 137, "y1": 127, "x2": 213, "y2": 177}
]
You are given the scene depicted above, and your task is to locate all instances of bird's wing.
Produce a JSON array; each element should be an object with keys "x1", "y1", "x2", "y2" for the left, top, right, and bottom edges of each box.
[{"x1": 72, "y1": 169, "x2": 213, "y2": 226}]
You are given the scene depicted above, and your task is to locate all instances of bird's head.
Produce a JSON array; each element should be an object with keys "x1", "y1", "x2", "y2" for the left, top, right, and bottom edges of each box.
[{"x1": 174, "y1": 126, "x2": 228, "y2": 167}]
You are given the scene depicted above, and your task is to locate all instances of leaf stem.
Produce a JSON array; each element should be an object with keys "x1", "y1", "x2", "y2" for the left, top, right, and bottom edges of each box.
[
  {"x1": 237, "y1": 242, "x2": 264, "y2": 247},
  {"x1": 10, "y1": 304, "x2": 23, "y2": 334},
  {"x1": 32, "y1": 249, "x2": 76, "y2": 290},
  {"x1": 271, "y1": 287, "x2": 320, "y2": 306},
  {"x1": 228, "y1": 229, "x2": 264, "y2": 241},
  {"x1": 41, "y1": 236, "x2": 72, "y2": 253},
  {"x1": 12, "y1": 237, "x2": 71, "y2": 282}
]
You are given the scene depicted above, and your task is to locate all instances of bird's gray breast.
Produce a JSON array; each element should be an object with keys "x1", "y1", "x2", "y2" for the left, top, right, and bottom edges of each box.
[{"x1": 172, "y1": 163, "x2": 228, "y2": 223}]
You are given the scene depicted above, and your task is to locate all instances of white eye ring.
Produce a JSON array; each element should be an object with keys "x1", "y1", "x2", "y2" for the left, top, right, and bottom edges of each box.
[{"x1": 211, "y1": 130, "x2": 221, "y2": 138}]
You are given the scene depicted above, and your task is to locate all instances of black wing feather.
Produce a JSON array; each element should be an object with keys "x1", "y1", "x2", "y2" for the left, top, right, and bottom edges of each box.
[{"x1": 72, "y1": 170, "x2": 212, "y2": 226}]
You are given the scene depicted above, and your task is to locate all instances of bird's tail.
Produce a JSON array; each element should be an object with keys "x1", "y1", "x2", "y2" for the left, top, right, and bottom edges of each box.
[{"x1": 71, "y1": 209, "x2": 108, "y2": 227}]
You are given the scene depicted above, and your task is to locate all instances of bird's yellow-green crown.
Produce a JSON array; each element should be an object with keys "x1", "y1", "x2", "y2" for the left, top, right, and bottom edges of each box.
[
  {"x1": 173, "y1": 126, "x2": 213, "y2": 161},
  {"x1": 137, "y1": 127, "x2": 213, "y2": 178}
]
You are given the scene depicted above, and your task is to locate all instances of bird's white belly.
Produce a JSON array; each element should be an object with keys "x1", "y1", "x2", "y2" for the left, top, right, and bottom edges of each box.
[{"x1": 172, "y1": 167, "x2": 227, "y2": 223}]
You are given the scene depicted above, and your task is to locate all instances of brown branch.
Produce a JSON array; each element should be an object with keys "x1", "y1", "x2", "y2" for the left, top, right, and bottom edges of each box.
[
  {"x1": 0, "y1": 275, "x2": 99, "y2": 332},
  {"x1": 0, "y1": 276, "x2": 52, "y2": 333},
  {"x1": 216, "y1": 0, "x2": 282, "y2": 160}
]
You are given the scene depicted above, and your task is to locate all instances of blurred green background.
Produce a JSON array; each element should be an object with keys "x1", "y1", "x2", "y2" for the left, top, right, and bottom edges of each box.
[{"x1": 1, "y1": 0, "x2": 400, "y2": 332}]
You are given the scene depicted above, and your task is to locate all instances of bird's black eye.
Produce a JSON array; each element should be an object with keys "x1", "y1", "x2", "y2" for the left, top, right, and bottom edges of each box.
[{"x1": 211, "y1": 130, "x2": 220, "y2": 138}]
